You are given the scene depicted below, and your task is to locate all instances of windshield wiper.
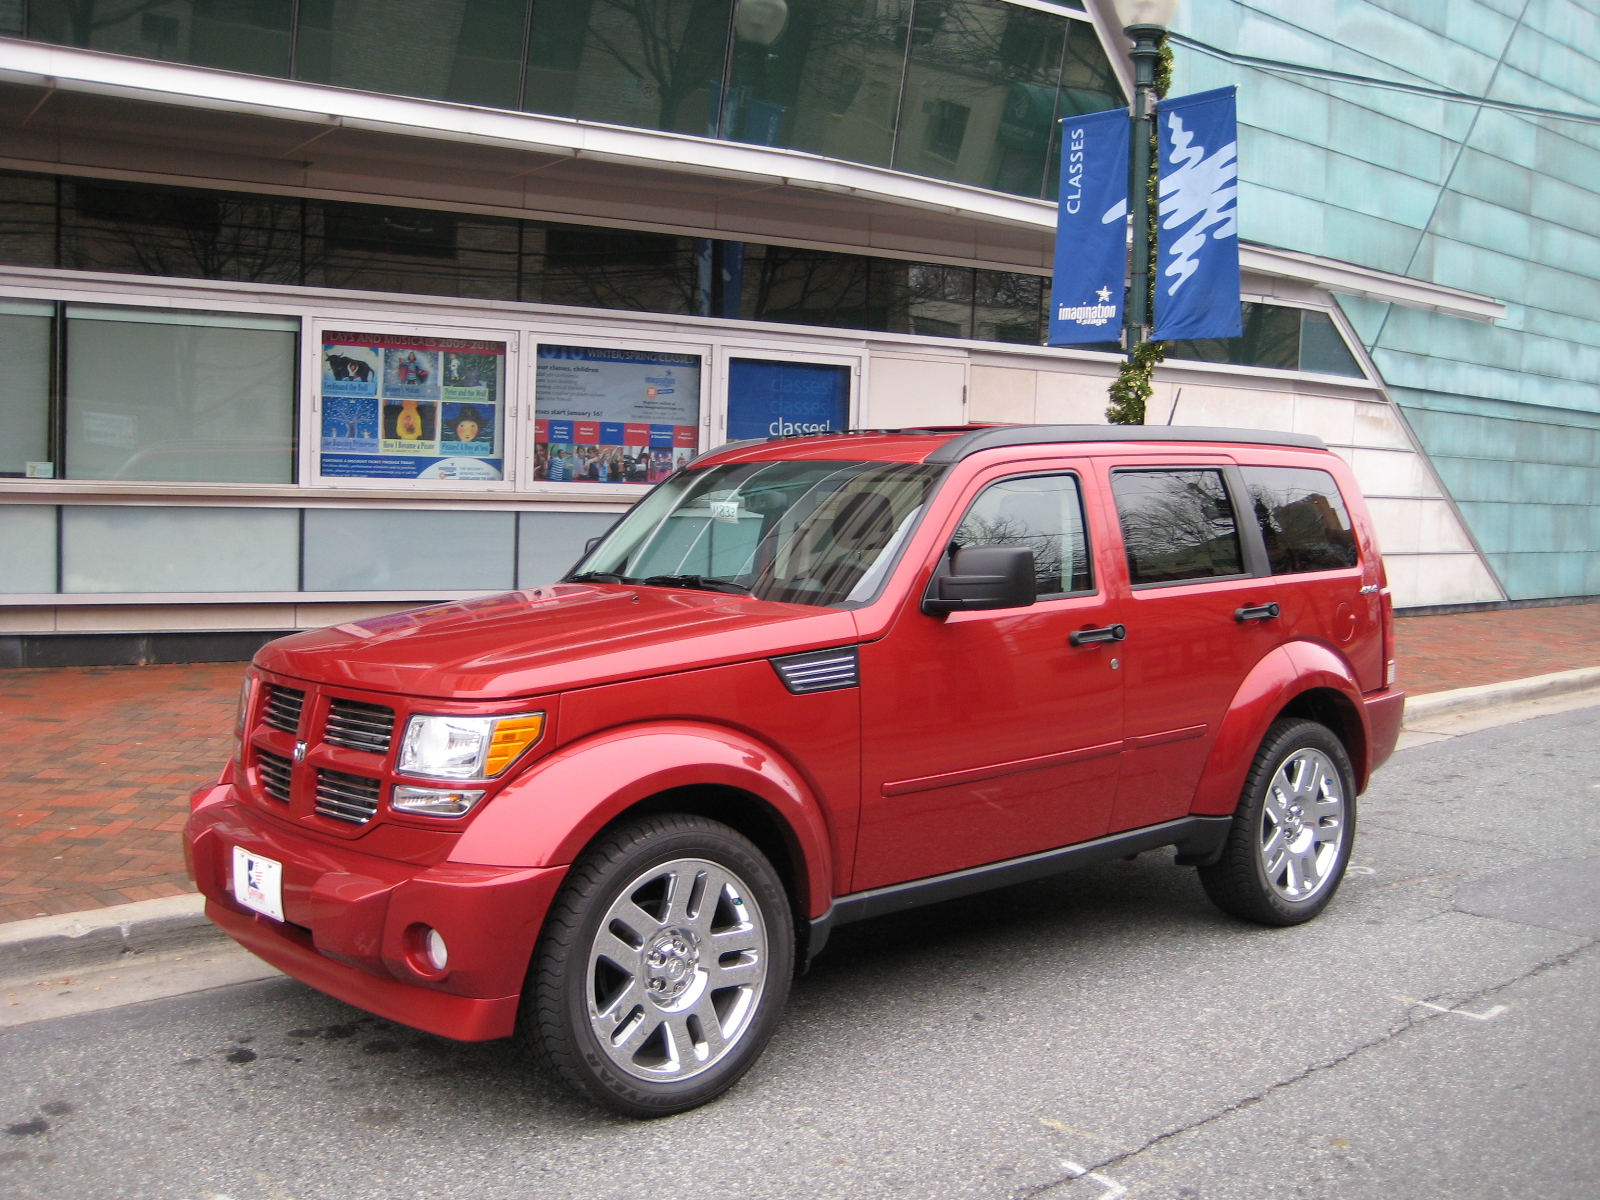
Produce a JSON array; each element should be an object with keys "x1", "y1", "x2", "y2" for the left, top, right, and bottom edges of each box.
[
  {"x1": 568, "y1": 571, "x2": 627, "y2": 584},
  {"x1": 636, "y1": 574, "x2": 752, "y2": 595}
]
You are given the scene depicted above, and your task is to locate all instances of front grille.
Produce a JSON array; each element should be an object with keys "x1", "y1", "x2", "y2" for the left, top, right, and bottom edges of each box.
[
  {"x1": 323, "y1": 698, "x2": 396, "y2": 754},
  {"x1": 262, "y1": 685, "x2": 305, "y2": 734},
  {"x1": 770, "y1": 647, "x2": 860, "y2": 694},
  {"x1": 315, "y1": 769, "x2": 381, "y2": 824},
  {"x1": 256, "y1": 748, "x2": 293, "y2": 803}
]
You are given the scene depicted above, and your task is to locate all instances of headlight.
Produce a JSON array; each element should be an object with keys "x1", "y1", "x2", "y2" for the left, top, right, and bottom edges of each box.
[
  {"x1": 397, "y1": 711, "x2": 544, "y2": 780},
  {"x1": 234, "y1": 671, "x2": 256, "y2": 737}
]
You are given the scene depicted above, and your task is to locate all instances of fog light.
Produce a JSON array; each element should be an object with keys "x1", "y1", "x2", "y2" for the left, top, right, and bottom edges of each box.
[
  {"x1": 392, "y1": 785, "x2": 486, "y2": 818},
  {"x1": 424, "y1": 928, "x2": 449, "y2": 972}
]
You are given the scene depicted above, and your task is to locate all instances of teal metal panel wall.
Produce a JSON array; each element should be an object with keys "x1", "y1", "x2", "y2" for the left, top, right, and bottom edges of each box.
[{"x1": 1174, "y1": 0, "x2": 1600, "y2": 600}]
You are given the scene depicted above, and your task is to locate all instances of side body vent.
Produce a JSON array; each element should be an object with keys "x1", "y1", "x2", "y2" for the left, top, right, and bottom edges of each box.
[
  {"x1": 255, "y1": 748, "x2": 293, "y2": 803},
  {"x1": 262, "y1": 685, "x2": 305, "y2": 734},
  {"x1": 770, "y1": 646, "x2": 860, "y2": 694},
  {"x1": 315, "y1": 770, "x2": 381, "y2": 824},
  {"x1": 324, "y1": 698, "x2": 396, "y2": 754}
]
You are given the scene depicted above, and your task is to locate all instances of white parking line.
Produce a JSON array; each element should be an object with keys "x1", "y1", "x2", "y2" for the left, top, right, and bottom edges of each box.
[
  {"x1": 1397, "y1": 995, "x2": 1509, "y2": 1021},
  {"x1": 1061, "y1": 1162, "x2": 1128, "y2": 1199}
]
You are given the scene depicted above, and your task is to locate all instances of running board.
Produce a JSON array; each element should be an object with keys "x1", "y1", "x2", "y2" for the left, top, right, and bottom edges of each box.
[{"x1": 804, "y1": 815, "x2": 1232, "y2": 962}]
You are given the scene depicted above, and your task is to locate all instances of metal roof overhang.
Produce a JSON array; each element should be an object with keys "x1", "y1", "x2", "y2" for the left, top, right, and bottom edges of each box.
[{"x1": 0, "y1": 38, "x2": 1505, "y2": 317}]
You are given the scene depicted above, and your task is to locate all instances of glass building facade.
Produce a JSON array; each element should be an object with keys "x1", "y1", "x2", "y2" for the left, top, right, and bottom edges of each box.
[
  {"x1": 11, "y1": 0, "x2": 1121, "y2": 200},
  {"x1": 1172, "y1": 0, "x2": 1600, "y2": 601}
]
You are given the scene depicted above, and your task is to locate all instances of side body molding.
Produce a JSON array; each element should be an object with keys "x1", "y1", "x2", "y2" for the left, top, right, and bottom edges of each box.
[
  {"x1": 447, "y1": 722, "x2": 836, "y2": 919},
  {"x1": 1189, "y1": 642, "x2": 1370, "y2": 816}
]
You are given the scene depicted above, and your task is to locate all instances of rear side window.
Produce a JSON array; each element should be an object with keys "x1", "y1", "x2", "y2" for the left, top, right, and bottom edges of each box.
[
  {"x1": 1111, "y1": 468, "x2": 1244, "y2": 585},
  {"x1": 952, "y1": 473, "x2": 1092, "y2": 596},
  {"x1": 1241, "y1": 466, "x2": 1359, "y2": 573}
]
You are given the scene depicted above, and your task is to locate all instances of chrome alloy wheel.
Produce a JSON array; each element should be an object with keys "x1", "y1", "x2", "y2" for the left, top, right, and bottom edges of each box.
[
  {"x1": 1259, "y1": 747, "x2": 1347, "y2": 902},
  {"x1": 586, "y1": 857, "x2": 769, "y2": 1084}
]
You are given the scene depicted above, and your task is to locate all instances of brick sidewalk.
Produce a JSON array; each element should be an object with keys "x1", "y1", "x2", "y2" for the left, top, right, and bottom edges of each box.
[{"x1": 2, "y1": 602, "x2": 1596, "y2": 923}]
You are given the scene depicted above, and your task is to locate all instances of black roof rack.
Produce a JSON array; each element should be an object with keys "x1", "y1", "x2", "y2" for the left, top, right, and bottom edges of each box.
[{"x1": 923, "y1": 424, "x2": 1326, "y2": 463}]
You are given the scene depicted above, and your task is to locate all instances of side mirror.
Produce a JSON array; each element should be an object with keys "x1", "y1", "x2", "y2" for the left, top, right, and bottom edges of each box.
[
  {"x1": 584, "y1": 536, "x2": 603, "y2": 554},
  {"x1": 921, "y1": 545, "x2": 1037, "y2": 616}
]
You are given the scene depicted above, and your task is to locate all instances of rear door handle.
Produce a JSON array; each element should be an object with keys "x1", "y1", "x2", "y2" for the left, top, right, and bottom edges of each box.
[
  {"x1": 1235, "y1": 603, "x2": 1280, "y2": 623},
  {"x1": 1069, "y1": 623, "x2": 1127, "y2": 646}
]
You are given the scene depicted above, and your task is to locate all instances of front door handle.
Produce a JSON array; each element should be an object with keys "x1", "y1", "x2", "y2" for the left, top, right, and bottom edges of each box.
[
  {"x1": 1235, "y1": 603, "x2": 1281, "y2": 623},
  {"x1": 1069, "y1": 623, "x2": 1127, "y2": 647}
]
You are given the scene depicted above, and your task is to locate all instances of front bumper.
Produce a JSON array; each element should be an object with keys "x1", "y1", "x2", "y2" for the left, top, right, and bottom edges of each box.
[{"x1": 185, "y1": 782, "x2": 568, "y2": 1041}]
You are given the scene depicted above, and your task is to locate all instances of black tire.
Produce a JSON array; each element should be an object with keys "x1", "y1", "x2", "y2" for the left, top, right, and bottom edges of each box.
[
  {"x1": 1198, "y1": 718, "x2": 1357, "y2": 927},
  {"x1": 518, "y1": 812, "x2": 794, "y2": 1117}
]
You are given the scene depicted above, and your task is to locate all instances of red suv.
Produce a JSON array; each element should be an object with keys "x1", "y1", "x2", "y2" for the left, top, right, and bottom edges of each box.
[{"x1": 186, "y1": 424, "x2": 1404, "y2": 1115}]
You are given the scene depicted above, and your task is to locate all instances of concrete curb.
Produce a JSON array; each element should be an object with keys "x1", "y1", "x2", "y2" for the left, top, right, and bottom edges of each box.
[
  {"x1": 1404, "y1": 665, "x2": 1600, "y2": 724},
  {"x1": 0, "y1": 893, "x2": 222, "y2": 984}
]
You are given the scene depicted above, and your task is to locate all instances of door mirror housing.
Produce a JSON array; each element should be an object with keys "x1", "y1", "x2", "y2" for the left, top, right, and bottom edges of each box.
[{"x1": 922, "y1": 545, "x2": 1037, "y2": 616}]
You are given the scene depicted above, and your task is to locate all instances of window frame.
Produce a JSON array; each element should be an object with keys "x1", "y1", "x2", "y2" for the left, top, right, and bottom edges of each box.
[{"x1": 948, "y1": 468, "x2": 1098, "y2": 600}]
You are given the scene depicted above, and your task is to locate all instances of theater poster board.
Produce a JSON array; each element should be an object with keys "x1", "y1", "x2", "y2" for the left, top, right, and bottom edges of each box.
[
  {"x1": 317, "y1": 329, "x2": 507, "y2": 482},
  {"x1": 534, "y1": 344, "x2": 701, "y2": 485}
]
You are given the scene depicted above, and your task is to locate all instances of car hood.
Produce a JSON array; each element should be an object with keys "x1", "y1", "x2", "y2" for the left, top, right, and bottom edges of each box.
[{"x1": 256, "y1": 584, "x2": 859, "y2": 700}]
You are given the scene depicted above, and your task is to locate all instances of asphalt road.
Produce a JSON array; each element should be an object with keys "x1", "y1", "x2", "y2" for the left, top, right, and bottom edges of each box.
[{"x1": 3, "y1": 706, "x2": 1597, "y2": 1200}]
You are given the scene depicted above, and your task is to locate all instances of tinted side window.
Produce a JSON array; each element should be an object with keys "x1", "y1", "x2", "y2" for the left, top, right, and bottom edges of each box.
[
  {"x1": 1111, "y1": 468, "x2": 1244, "y2": 585},
  {"x1": 953, "y1": 474, "x2": 1092, "y2": 596},
  {"x1": 1241, "y1": 466, "x2": 1359, "y2": 573}
]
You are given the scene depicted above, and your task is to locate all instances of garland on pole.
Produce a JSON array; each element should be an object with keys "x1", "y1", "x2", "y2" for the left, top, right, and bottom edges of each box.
[{"x1": 1107, "y1": 35, "x2": 1174, "y2": 426}]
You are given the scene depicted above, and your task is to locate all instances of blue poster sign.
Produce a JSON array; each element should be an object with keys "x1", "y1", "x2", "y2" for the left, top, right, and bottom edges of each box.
[
  {"x1": 1048, "y1": 106, "x2": 1131, "y2": 346},
  {"x1": 727, "y1": 359, "x2": 850, "y2": 440},
  {"x1": 1153, "y1": 86, "x2": 1242, "y2": 341}
]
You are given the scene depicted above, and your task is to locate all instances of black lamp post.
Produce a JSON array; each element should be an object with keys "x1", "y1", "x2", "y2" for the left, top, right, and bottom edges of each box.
[{"x1": 1111, "y1": 0, "x2": 1178, "y2": 351}]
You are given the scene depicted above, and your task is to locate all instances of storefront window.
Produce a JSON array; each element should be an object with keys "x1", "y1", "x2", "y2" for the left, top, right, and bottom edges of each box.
[
  {"x1": 61, "y1": 178, "x2": 304, "y2": 286},
  {"x1": 317, "y1": 331, "x2": 508, "y2": 482},
  {"x1": 1163, "y1": 303, "x2": 1365, "y2": 378},
  {"x1": 0, "y1": 300, "x2": 53, "y2": 477},
  {"x1": 28, "y1": 0, "x2": 295, "y2": 77},
  {"x1": 722, "y1": 0, "x2": 911, "y2": 165},
  {"x1": 296, "y1": 0, "x2": 530, "y2": 110},
  {"x1": 308, "y1": 203, "x2": 521, "y2": 301},
  {"x1": 63, "y1": 306, "x2": 299, "y2": 484},
  {"x1": 534, "y1": 344, "x2": 702, "y2": 484},
  {"x1": 523, "y1": 0, "x2": 734, "y2": 135},
  {"x1": 528, "y1": 226, "x2": 700, "y2": 314}
]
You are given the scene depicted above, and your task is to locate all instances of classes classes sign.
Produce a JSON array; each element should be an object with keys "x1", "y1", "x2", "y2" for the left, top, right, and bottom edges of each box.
[
  {"x1": 319, "y1": 331, "x2": 505, "y2": 481},
  {"x1": 534, "y1": 344, "x2": 701, "y2": 485}
]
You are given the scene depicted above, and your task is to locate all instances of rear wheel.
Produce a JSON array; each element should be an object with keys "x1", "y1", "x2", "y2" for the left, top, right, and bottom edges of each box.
[
  {"x1": 1198, "y1": 719, "x2": 1355, "y2": 926},
  {"x1": 520, "y1": 813, "x2": 793, "y2": 1116}
]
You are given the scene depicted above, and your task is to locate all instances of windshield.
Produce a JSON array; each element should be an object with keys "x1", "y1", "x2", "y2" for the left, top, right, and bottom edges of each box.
[{"x1": 570, "y1": 459, "x2": 942, "y2": 608}]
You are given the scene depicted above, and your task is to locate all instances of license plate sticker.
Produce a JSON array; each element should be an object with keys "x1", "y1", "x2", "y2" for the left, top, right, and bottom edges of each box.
[{"x1": 232, "y1": 845, "x2": 285, "y2": 922}]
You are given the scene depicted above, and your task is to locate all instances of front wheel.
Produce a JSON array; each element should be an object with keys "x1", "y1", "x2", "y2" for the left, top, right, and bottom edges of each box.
[
  {"x1": 519, "y1": 813, "x2": 794, "y2": 1116},
  {"x1": 1198, "y1": 719, "x2": 1356, "y2": 926}
]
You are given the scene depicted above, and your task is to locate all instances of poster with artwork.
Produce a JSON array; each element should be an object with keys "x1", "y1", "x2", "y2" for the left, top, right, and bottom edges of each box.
[
  {"x1": 319, "y1": 331, "x2": 506, "y2": 481},
  {"x1": 534, "y1": 345, "x2": 700, "y2": 485}
]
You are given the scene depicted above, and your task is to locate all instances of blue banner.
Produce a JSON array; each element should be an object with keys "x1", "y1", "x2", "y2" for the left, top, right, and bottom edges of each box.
[
  {"x1": 1153, "y1": 86, "x2": 1242, "y2": 341},
  {"x1": 1048, "y1": 106, "x2": 1131, "y2": 346}
]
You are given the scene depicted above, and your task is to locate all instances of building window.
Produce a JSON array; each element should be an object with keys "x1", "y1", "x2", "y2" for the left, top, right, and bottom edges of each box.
[
  {"x1": 1163, "y1": 302, "x2": 1365, "y2": 377},
  {"x1": 21, "y1": 0, "x2": 1122, "y2": 203},
  {"x1": 63, "y1": 306, "x2": 299, "y2": 484},
  {"x1": 2, "y1": 168, "x2": 1077, "y2": 352},
  {"x1": 0, "y1": 299, "x2": 53, "y2": 478}
]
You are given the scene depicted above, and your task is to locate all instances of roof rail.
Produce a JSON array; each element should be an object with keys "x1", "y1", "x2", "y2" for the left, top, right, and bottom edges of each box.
[{"x1": 923, "y1": 424, "x2": 1326, "y2": 464}]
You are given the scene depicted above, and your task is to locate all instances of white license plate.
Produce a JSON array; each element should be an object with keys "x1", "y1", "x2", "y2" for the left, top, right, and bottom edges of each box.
[{"x1": 232, "y1": 845, "x2": 285, "y2": 923}]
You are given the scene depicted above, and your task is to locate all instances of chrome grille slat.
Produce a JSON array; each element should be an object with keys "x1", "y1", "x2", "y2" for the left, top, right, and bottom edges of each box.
[
  {"x1": 315, "y1": 769, "x2": 381, "y2": 824},
  {"x1": 255, "y1": 748, "x2": 293, "y2": 803},
  {"x1": 262, "y1": 685, "x2": 305, "y2": 735},
  {"x1": 324, "y1": 698, "x2": 396, "y2": 754},
  {"x1": 770, "y1": 647, "x2": 860, "y2": 694}
]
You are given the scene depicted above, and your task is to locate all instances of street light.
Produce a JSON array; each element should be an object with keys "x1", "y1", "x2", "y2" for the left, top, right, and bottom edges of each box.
[{"x1": 1110, "y1": 0, "x2": 1178, "y2": 350}]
